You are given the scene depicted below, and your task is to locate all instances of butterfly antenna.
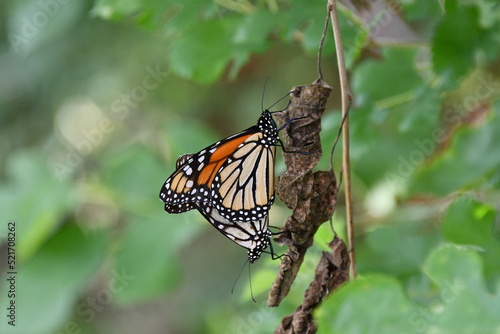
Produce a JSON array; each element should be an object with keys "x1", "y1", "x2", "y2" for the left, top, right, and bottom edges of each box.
[
  {"x1": 261, "y1": 77, "x2": 292, "y2": 112},
  {"x1": 267, "y1": 91, "x2": 293, "y2": 112},
  {"x1": 248, "y1": 262, "x2": 256, "y2": 303},
  {"x1": 261, "y1": 77, "x2": 271, "y2": 112},
  {"x1": 232, "y1": 258, "x2": 250, "y2": 295}
]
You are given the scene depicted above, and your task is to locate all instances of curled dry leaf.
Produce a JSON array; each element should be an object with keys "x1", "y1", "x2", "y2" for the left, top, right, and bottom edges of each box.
[
  {"x1": 268, "y1": 79, "x2": 343, "y2": 308},
  {"x1": 274, "y1": 236, "x2": 350, "y2": 334}
]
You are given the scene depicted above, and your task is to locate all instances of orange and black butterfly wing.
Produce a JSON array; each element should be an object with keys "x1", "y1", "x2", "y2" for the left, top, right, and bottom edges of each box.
[
  {"x1": 159, "y1": 127, "x2": 259, "y2": 213},
  {"x1": 210, "y1": 132, "x2": 276, "y2": 222},
  {"x1": 160, "y1": 110, "x2": 279, "y2": 220}
]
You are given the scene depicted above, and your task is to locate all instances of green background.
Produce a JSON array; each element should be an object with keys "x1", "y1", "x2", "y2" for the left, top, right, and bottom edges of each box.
[{"x1": 1, "y1": 0, "x2": 500, "y2": 333}]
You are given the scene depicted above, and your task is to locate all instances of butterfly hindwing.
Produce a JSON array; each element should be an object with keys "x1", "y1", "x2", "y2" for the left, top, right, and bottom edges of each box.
[
  {"x1": 159, "y1": 151, "x2": 211, "y2": 214},
  {"x1": 196, "y1": 203, "x2": 271, "y2": 263}
]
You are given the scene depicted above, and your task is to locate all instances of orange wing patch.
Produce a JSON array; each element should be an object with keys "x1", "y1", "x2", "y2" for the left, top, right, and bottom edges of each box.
[{"x1": 197, "y1": 133, "x2": 255, "y2": 186}]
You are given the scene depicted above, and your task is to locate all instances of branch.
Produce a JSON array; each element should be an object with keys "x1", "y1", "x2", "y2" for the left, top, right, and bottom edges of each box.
[{"x1": 328, "y1": 0, "x2": 355, "y2": 277}]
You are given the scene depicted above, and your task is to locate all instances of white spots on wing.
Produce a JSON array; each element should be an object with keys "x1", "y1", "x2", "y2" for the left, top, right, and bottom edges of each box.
[{"x1": 184, "y1": 166, "x2": 193, "y2": 175}]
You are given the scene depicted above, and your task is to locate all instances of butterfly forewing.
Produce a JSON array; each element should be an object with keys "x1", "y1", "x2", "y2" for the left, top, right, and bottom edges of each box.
[
  {"x1": 160, "y1": 110, "x2": 279, "y2": 221},
  {"x1": 211, "y1": 133, "x2": 276, "y2": 222},
  {"x1": 159, "y1": 129, "x2": 257, "y2": 213}
]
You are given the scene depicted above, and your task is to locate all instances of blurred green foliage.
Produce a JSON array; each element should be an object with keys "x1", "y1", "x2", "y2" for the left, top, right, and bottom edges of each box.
[{"x1": 1, "y1": 0, "x2": 500, "y2": 333}]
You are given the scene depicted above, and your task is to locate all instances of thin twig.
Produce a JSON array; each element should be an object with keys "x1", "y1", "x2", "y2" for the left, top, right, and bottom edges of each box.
[
  {"x1": 328, "y1": 0, "x2": 356, "y2": 277},
  {"x1": 317, "y1": 10, "x2": 330, "y2": 80}
]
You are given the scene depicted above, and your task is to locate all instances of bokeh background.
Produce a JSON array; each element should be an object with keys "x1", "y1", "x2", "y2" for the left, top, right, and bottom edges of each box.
[{"x1": 1, "y1": 0, "x2": 500, "y2": 333}]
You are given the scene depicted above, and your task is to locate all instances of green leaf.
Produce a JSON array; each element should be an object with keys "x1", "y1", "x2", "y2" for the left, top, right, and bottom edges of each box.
[
  {"x1": 0, "y1": 151, "x2": 77, "y2": 262},
  {"x1": 442, "y1": 197, "x2": 500, "y2": 287},
  {"x1": 397, "y1": 86, "x2": 441, "y2": 134},
  {"x1": 318, "y1": 245, "x2": 500, "y2": 334},
  {"x1": 356, "y1": 220, "x2": 439, "y2": 278},
  {"x1": 100, "y1": 145, "x2": 173, "y2": 216},
  {"x1": 352, "y1": 47, "x2": 422, "y2": 103},
  {"x1": 91, "y1": 0, "x2": 174, "y2": 29},
  {"x1": 112, "y1": 211, "x2": 200, "y2": 305},
  {"x1": 432, "y1": 4, "x2": 500, "y2": 85},
  {"x1": 169, "y1": 20, "x2": 236, "y2": 84},
  {"x1": 92, "y1": 0, "x2": 343, "y2": 82},
  {"x1": 412, "y1": 101, "x2": 500, "y2": 195},
  {"x1": 161, "y1": 117, "x2": 219, "y2": 159},
  {"x1": 424, "y1": 244, "x2": 484, "y2": 292},
  {"x1": 350, "y1": 85, "x2": 440, "y2": 188},
  {"x1": 402, "y1": 0, "x2": 443, "y2": 22},
  {"x1": 476, "y1": 0, "x2": 500, "y2": 27},
  {"x1": 444, "y1": 0, "x2": 459, "y2": 13},
  {"x1": 421, "y1": 245, "x2": 500, "y2": 333},
  {"x1": 92, "y1": 0, "x2": 144, "y2": 20},
  {"x1": 232, "y1": 11, "x2": 276, "y2": 53},
  {"x1": 0, "y1": 224, "x2": 107, "y2": 334},
  {"x1": 317, "y1": 275, "x2": 418, "y2": 334}
]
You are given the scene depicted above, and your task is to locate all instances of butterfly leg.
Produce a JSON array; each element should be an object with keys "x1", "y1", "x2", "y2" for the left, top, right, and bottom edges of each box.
[{"x1": 276, "y1": 138, "x2": 311, "y2": 155}]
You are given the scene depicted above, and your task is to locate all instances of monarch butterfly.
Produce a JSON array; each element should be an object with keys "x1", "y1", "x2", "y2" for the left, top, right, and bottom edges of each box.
[
  {"x1": 159, "y1": 109, "x2": 279, "y2": 223},
  {"x1": 164, "y1": 152, "x2": 274, "y2": 263}
]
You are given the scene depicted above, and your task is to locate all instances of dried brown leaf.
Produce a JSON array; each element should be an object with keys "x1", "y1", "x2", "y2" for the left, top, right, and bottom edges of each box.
[
  {"x1": 268, "y1": 79, "x2": 340, "y2": 308},
  {"x1": 273, "y1": 236, "x2": 350, "y2": 334}
]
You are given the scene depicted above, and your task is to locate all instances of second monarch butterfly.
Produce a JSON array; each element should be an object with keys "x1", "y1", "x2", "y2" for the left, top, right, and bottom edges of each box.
[{"x1": 197, "y1": 202, "x2": 273, "y2": 263}]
